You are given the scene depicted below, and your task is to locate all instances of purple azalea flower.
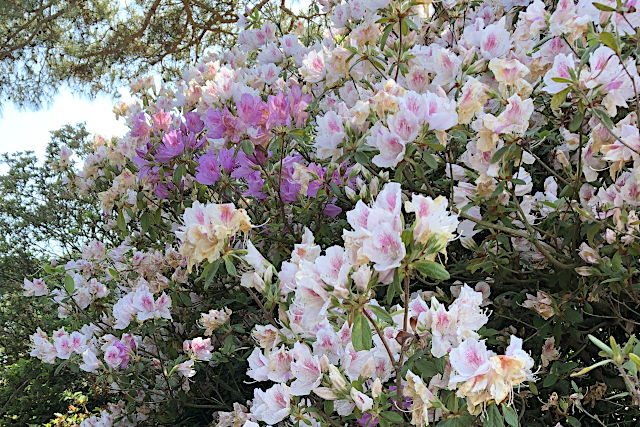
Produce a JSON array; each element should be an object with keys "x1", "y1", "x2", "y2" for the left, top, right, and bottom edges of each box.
[
  {"x1": 184, "y1": 111, "x2": 205, "y2": 134},
  {"x1": 287, "y1": 85, "x2": 312, "y2": 127},
  {"x1": 132, "y1": 145, "x2": 152, "y2": 178},
  {"x1": 130, "y1": 112, "x2": 150, "y2": 138},
  {"x1": 154, "y1": 183, "x2": 170, "y2": 199},
  {"x1": 323, "y1": 203, "x2": 342, "y2": 217},
  {"x1": 236, "y1": 93, "x2": 265, "y2": 127},
  {"x1": 247, "y1": 125, "x2": 271, "y2": 147},
  {"x1": 120, "y1": 334, "x2": 137, "y2": 352},
  {"x1": 231, "y1": 152, "x2": 257, "y2": 180},
  {"x1": 195, "y1": 151, "x2": 221, "y2": 186},
  {"x1": 307, "y1": 180, "x2": 322, "y2": 197},
  {"x1": 244, "y1": 171, "x2": 266, "y2": 200},
  {"x1": 388, "y1": 385, "x2": 412, "y2": 409},
  {"x1": 155, "y1": 130, "x2": 185, "y2": 163},
  {"x1": 191, "y1": 136, "x2": 207, "y2": 151},
  {"x1": 204, "y1": 108, "x2": 225, "y2": 139},
  {"x1": 357, "y1": 413, "x2": 378, "y2": 427},
  {"x1": 266, "y1": 92, "x2": 291, "y2": 129},
  {"x1": 280, "y1": 180, "x2": 301, "y2": 203},
  {"x1": 279, "y1": 155, "x2": 303, "y2": 203},
  {"x1": 182, "y1": 132, "x2": 198, "y2": 151},
  {"x1": 218, "y1": 148, "x2": 236, "y2": 172}
]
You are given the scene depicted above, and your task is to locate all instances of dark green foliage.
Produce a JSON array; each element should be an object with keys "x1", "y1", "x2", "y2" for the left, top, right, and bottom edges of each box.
[
  {"x1": 0, "y1": 0, "x2": 242, "y2": 109},
  {"x1": 0, "y1": 124, "x2": 107, "y2": 424}
]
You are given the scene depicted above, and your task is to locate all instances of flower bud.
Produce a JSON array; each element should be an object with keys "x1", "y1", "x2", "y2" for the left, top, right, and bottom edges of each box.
[
  {"x1": 369, "y1": 177, "x2": 379, "y2": 197},
  {"x1": 350, "y1": 388, "x2": 373, "y2": 412},
  {"x1": 575, "y1": 266, "x2": 593, "y2": 277},
  {"x1": 360, "y1": 357, "x2": 375, "y2": 379},
  {"x1": 345, "y1": 186, "x2": 357, "y2": 201},
  {"x1": 328, "y1": 364, "x2": 348, "y2": 392},
  {"x1": 359, "y1": 184, "x2": 368, "y2": 199},
  {"x1": 278, "y1": 307, "x2": 288, "y2": 323},
  {"x1": 314, "y1": 387, "x2": 338, "y2": 400},
  {"x1": 263, "y1": 265, "x2": 274, "y2": 286},
  {"x1": 241, "y1": 271, "x2": 265, "y2": 293},
  {"x1": 371, "y1": 378, "x2": 383, "y2": 399},
  {"x1": 320, "y1": 354, "x2": 330, "y2": 372}
]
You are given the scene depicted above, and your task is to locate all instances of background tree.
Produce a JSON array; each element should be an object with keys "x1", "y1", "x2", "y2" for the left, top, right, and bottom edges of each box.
[
  {"x1": 0, "y1": 0, "x2": 246, "y2": 109},
  {"x1": 0, "y1": 124, "x2": 110, "y2": 425}
]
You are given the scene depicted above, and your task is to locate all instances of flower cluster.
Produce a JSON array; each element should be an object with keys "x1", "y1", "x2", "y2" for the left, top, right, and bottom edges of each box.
[
  {"x1": 21, "y1": 0, "x2": 640, "y2": 425},
  {"x1": 175, "y1": 202, "x2": 252, "y2": 272}
]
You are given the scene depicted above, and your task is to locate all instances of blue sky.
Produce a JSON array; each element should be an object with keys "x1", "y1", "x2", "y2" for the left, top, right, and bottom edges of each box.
[{"x1": 0, "y1": 88, "x2": 129, "y2": 160}]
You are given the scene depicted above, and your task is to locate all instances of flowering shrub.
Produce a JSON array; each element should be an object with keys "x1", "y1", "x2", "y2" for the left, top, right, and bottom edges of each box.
[{"x1": 21, "y1": 0, "x2": 640, "y2": 425}]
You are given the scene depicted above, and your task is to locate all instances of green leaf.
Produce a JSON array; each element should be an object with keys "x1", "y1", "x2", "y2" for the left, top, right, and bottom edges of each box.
[
  {"x1": 54, "y1": 359, "x2": 68, "y2": 376},
  {"x1": 386, "y1": 268, "x2": 401, "y2": 305},
  {"x1": 108, "y1": 268, "x2": 120, "y2": 280},
  {"x1": 330, "y1": 182, "x2": 342, "y2": 197},
  {"x1": 568, "y1": 111, "x2": 584, "y2": 132},
  {"x1": 588, "y1": 334, "x2": 614, "y2": 355},
  {"x1": 483, "y1": 404, "x2": 505, "y2": 427},
  {"x1": 414, "y1": 261, "x2": 450, "y2": 280},
  {"x1": 402, "y1": 229, "x2": 413, "y2": 248},
  {"x1": 172, "y1": 164, "x2": 184, "y2": 186},
  {"x1": 437, "y1": 415, "x2": 476, "y2": 427},
  {"x1": 224, "y1": 256, "x2": 237, "y2": 277},
  {"x1": 323, "y1": 400, "x2": 334, "y2": 417},
  {"x1": 551, "y1": 77, "x2": 574, "y2": 84},
  {"x1": 599, "y1": 31, "x2": 618, "y2": 52},
  {"x1": 140, "y1": 211, "x2": 151, "y2": 232},
  {"x1": 594, "y1": 108, "x2": 614, "y2": 130},
  {"x1": 116, "y1": 210, "x2": 126, "y2": 231},
  {"x1": 203, "y1": 259, "x2": 222, "y2": 290},
  {"x1": 592, "y1": 2, "x2": 617, "y2": 11},
  {"x1": 566, "y1": 416, "x2": 581, "y2": 427},
  {"x1": 414, "y1": 356, "x2": 446, "y2": 379},
  {"x1": 491, "y1": 145, "x2": 511, "y2": 164},
  {"x1": 543, "y1": 373, "x2": 558, "y2": 387},
  {"x1": 178, "y1": 292, "x2": 192, "y2": 307},
  {"x1": 354, "y1": 151, "x2": 369, "y2": 166},
  {"x1": 366, "y1": 304, "x2": 393, "y2": 324},
  {"x1": 423, "y1": 151, "x2": 438, "y2": 169},
  {"x1": 564, "y1": 308, "x2": 583, "y2": 324},
  {"x1": 241, "y1": 139, "x2": 255, "y2": 155},
  {"x1": 352, "y1": 311, "x2": 373, "y2": 351},
  {"x1": 380, "y1": 411, "x2": 404, "y2": 423},
  {"x1": 502, "y1": 404, "x2": 519, "y2": 427},
  {"x1": 64, "y1": 274, "x2": 75, "y2": 295},
  {"x1": 379, "y1": 24, "x2": 393, "y2": 50},
  {"x1": 551, "y1": 88, "x2": 570, "y2": 110}
]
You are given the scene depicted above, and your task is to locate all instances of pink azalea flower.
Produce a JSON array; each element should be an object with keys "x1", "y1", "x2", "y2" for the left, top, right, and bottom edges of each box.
[
  {"x1": 79, "y1": 349, "x2": 101, "y2": 372},
  {"x1": 252, "y1": 384, "x2": 291, "y2": 425},
  {"x1": 289, "y1": 342, "x2": 323, "y2": 396},
  {"x1": 23, "y1": 278, "x2": 48, "y2": 297},
  {"x1": 449, "y1": 338, "x2": 493, "y2": 383}
]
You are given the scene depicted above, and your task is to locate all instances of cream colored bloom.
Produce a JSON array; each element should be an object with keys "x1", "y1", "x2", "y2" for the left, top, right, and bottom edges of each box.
[
  {"x1": 175, "y1": 202, "x2": 251, "y2": 272},
  {"x1": 405, "y1": 370, "x2": 436, "y2": 426},
  {"x1": 199, "y1": 307, "x2": 232, "y2": 335},
  {"x1": 522, "y1": 291, "x2": 555, "y2": 319}
]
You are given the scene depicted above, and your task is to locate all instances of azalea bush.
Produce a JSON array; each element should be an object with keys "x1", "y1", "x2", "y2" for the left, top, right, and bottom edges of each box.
[{"x1": 20, "y1": 0, "x2": 640, "y2": 425}]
